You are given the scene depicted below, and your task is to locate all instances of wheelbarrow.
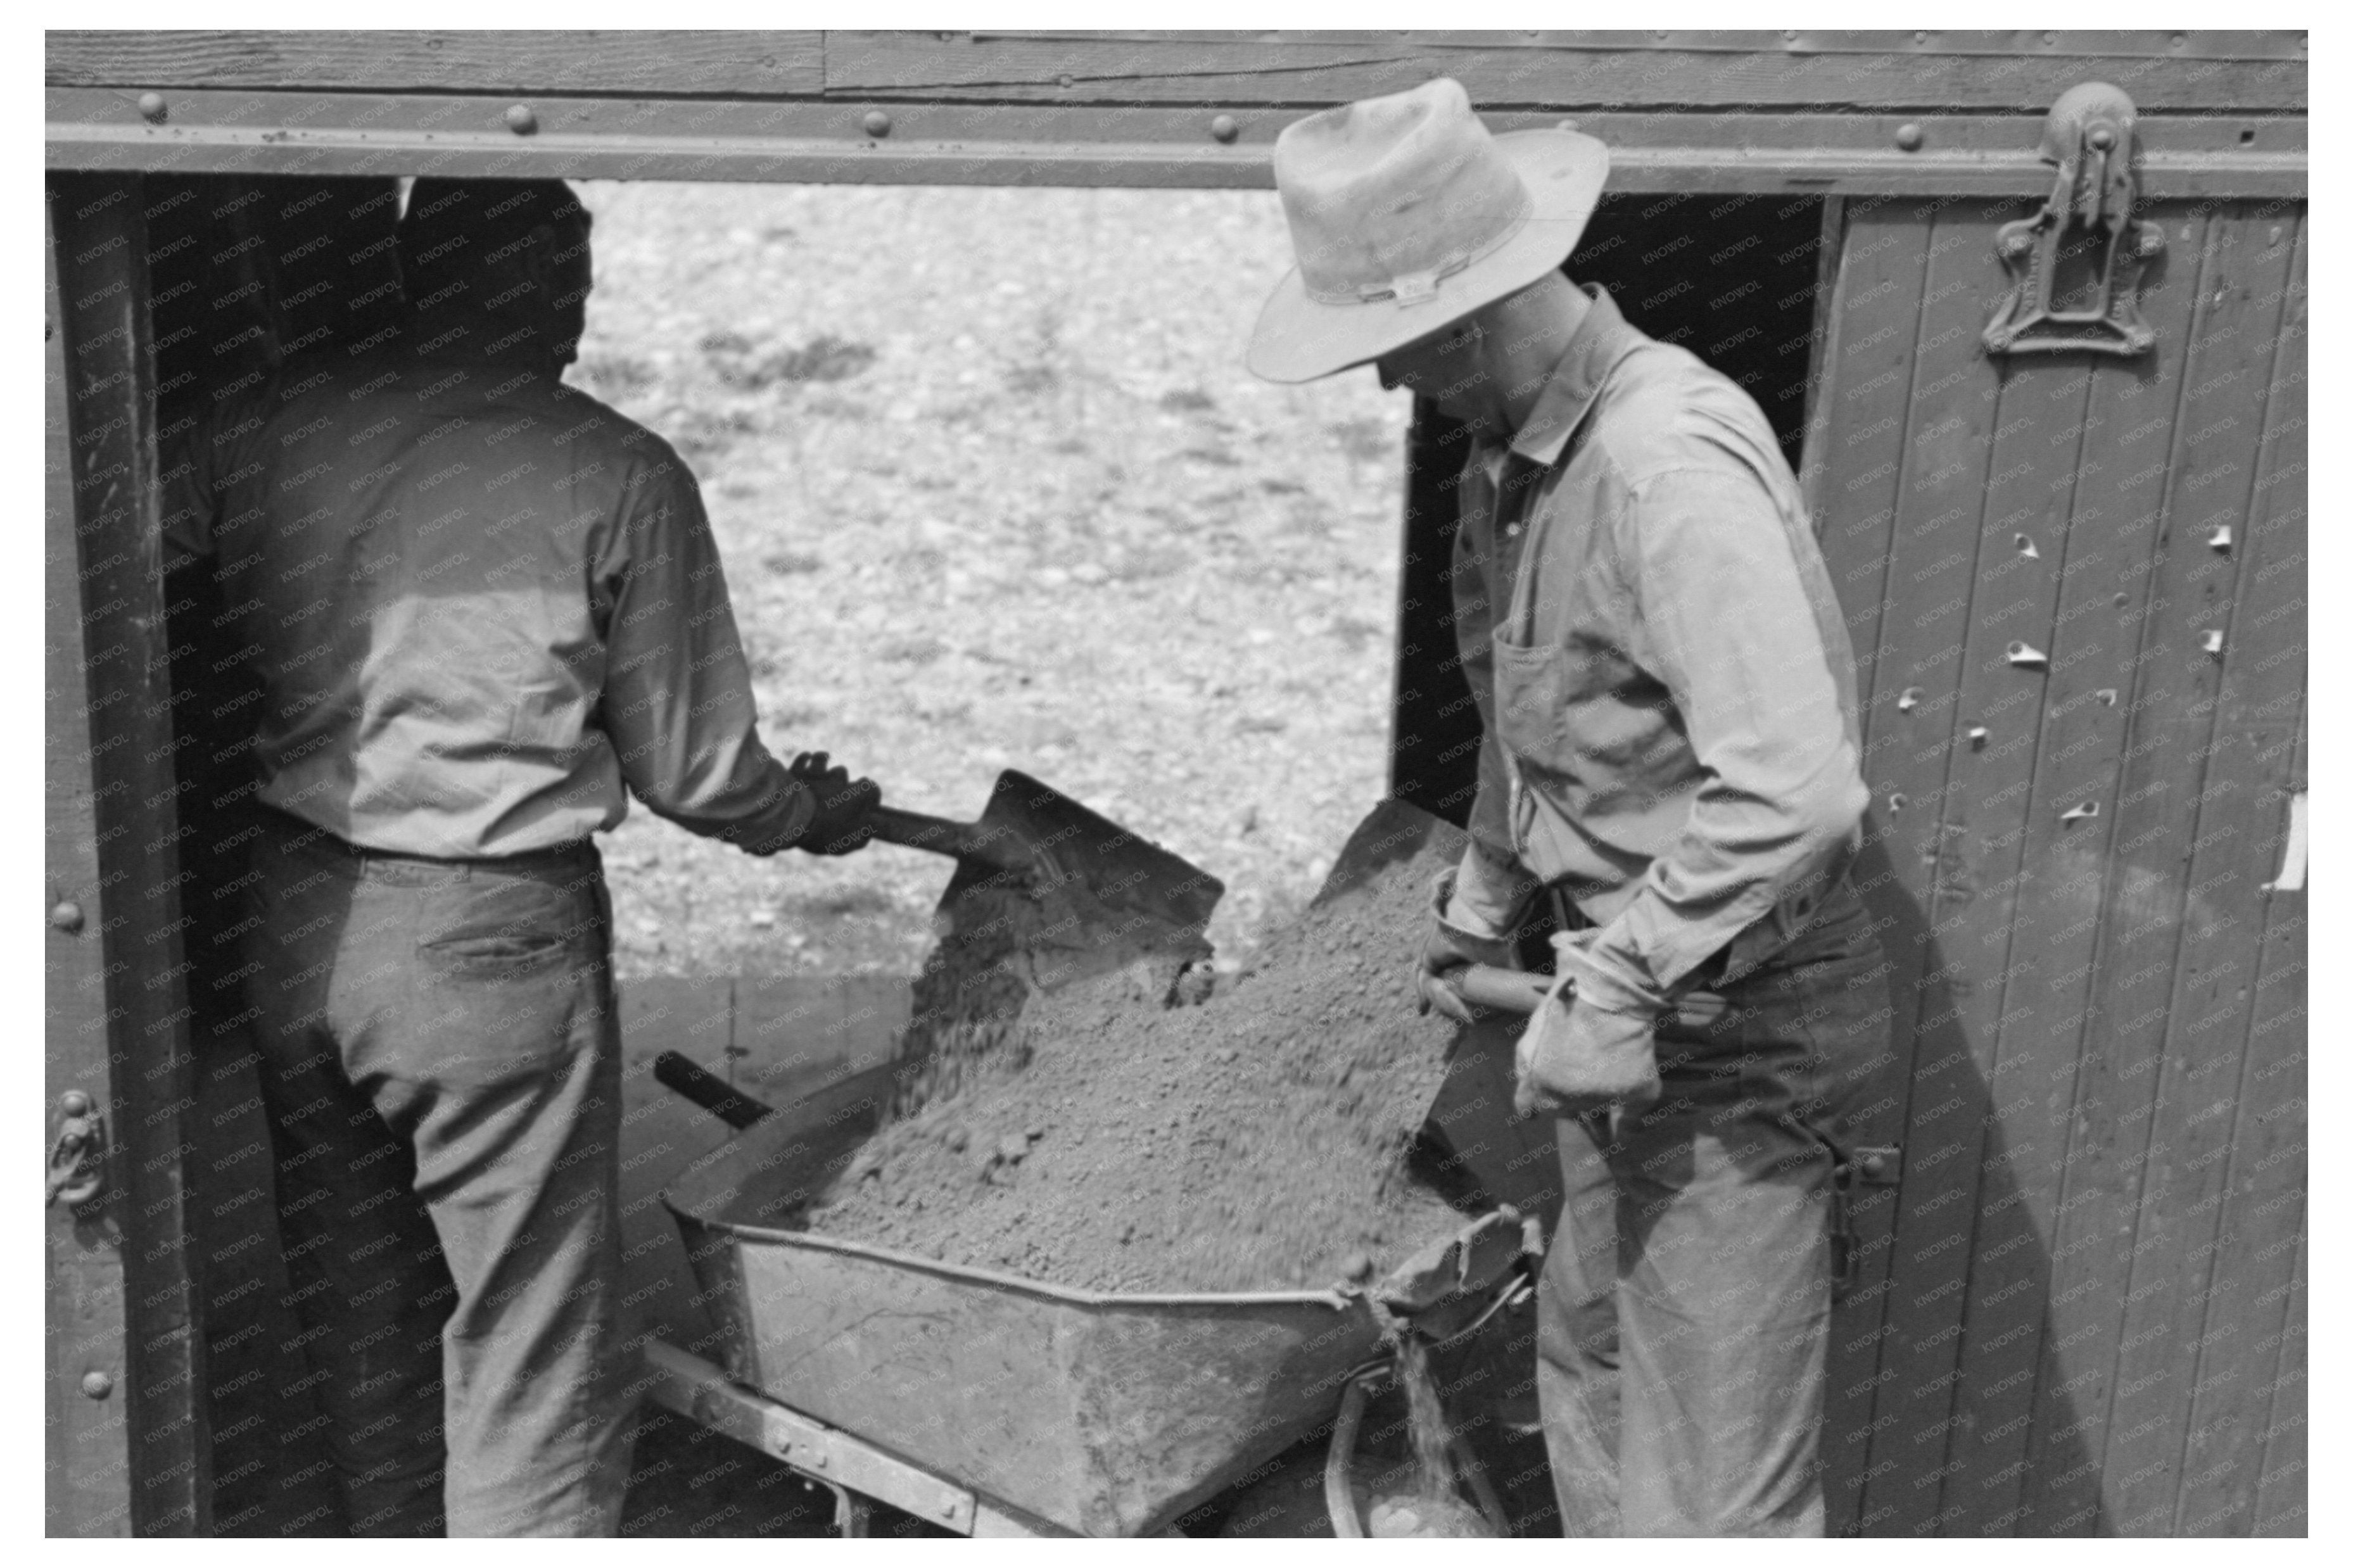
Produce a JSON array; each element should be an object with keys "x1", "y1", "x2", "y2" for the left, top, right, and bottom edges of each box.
[{"x1": 646, "y1": 1056, "x2": 1541, "y2": 1538}]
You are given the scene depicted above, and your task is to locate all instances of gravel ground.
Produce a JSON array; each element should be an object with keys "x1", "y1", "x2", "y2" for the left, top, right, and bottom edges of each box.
[{"x1": 569, "y1": 181, "x2": 1410, "y2": 981}]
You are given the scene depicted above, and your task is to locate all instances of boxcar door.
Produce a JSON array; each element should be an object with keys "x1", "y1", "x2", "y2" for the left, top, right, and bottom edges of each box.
[{"x1": 1802, "y1": 174, "x2": 2307, "y2": 1535}]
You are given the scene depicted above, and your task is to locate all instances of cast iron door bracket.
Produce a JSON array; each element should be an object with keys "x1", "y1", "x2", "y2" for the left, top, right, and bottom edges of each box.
[{"x1": 1983, "y1": 81, "x2": 2165, "y2": 359}]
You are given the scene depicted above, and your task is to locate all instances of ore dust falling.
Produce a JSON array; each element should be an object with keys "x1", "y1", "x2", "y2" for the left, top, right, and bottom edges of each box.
[{"x1": 1395, "y1": 1334, "x2": 1459, "y2": 1500}]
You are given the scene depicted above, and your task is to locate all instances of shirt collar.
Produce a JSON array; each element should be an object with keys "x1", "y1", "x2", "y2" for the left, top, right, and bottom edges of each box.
[{"x1": 1497, "y1": 284, "x2": 1643, "y2": 470}]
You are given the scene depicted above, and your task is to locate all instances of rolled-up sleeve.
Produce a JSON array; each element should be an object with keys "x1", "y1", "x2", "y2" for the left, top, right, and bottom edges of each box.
[
  {"x1": 1585, "y1": 467, "x2": 1868, "y2": 999},
  {"x1": 593, "y1": 456, "x2": 813, "y2": 854}
]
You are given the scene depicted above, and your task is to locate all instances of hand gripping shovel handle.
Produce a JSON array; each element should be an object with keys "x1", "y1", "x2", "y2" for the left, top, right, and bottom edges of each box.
[{"x1": 1452, "y1": 964, "x2": 1559, "y2": 1017}]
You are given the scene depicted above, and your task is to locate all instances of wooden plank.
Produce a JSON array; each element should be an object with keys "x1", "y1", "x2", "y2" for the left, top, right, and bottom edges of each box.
[
  {"x1": 2101, "y1": 212, "x2": 2304, "y2": 1534},
  {"x1": 2004, "y1": 206, "x2": 2275, "y2": 1536},
  {"x1": 49, "y1": 170, "x2": 210, "y2": 1537},
  {"x1": 46, "y1": 30, "x2": 824, "y2": 96},
  {"x1": 822, "y1": 31, "x2": 2306, "y2": 111},
  {"x1": 2171, "y1": 716, "x2": 2305, "y2": 1536},
  {"x1": 980, "y1": 30, "x2": 2307, "y2": 61},
  {"x1": 2171, "y1": 230, "x2": 2306, "y2": 1533},
  {"x1": 1897, "y1": 308, "x2": 2097, "y2": 1537},
  {"x1": 1801, "y1": 197, "x2": 1934, "y2": 728},
  {"x1": 1830, "y1": 200, "x2": 2008, "y2": 1538},
  {"x1": 45, "y1": 89, "x2": 2307, "y2": 200},
  {"x1": 1796, "y1": 198, "x2": 1934, "y2": 1537},
  {"x1": 2251, "y1": 1222, "x2": 2306, "y2": 1536},
  {"x1": 2061, "y1": 207, "x2": 2295, "y2": 1536},
  {"x1": 44, "y1": 176, "x2": 134, "y2": 1543},
  {"x1": 1929, "y1": 198, "x2": 2215, "y2": 1533}
]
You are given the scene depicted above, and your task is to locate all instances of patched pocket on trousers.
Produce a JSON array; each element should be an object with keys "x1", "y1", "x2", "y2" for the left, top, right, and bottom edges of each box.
[
  {"x1": 421, "y1": 932, "x2": 571, "y2": 975},
  {"x1": 417, "y1": 877, "x2": 589, "y2": 980}
]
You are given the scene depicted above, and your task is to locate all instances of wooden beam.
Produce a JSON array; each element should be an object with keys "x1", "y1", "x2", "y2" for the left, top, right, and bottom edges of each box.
[
  {"x1": 820, "y1": 30, "x2": 2306, "y2": 113},
  {"x1": 44, "y1": 89, "x2": 2307, "y2": 199},
  {"x1": 46, "y1": 170, "x2": 209, "y2": 1537},
  {"x1": 47, "y1": 29, "x2": 824, "y2": 96}
]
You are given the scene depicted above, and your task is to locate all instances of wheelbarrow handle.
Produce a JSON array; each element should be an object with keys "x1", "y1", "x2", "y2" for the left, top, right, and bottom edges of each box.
[
  {"x1": 652, "y1": 1051, "x2": 776, "y2": 1131},
  {"x1": 1452, "y1": 964, "x2": 1559, "y2": 1016},
  {"x1": 866, "y1": 805, "x2": 1023, "y2": 869}
]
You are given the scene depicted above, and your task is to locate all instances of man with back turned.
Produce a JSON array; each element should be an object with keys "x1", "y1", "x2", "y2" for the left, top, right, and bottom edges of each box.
[{"x1": 165, "y1": 177, "x2": 878, "y2": 1534}]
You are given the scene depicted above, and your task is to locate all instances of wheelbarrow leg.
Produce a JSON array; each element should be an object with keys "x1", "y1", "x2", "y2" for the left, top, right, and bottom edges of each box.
[{"x1": 826, "y1": 1482, "x2": 875, "y2": 1538}]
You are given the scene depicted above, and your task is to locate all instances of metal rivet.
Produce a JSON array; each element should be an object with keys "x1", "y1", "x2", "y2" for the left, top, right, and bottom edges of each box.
[
  {"x1": 2088, "y1": 126, "x2": 2114, "y2": 153},
  {"x1": 504, "y1": 103, "x2": 537, "y2": 135},
  {"x1": 2007, "y1": 641, "x2": 2050, "y2": 669},
  {"x1": 1897, "y1": 687, "x2": 1922, "y2": 713},
  {"x1": 1895, "y1": 122, "x2": 1925, "y2": 152},
  {"x1": 1968, "y1": 724, "x2": 1989, "y2": 747},
  {"x1": 61, "y1": 1091, "x2": 91, "y2": 1116},
  {"x1": 136, "y1": 92, "x2": 167, "y2": 124},
  {"x1": 2096, "y1": 689, "x2": 2118, "y2": 706},
  {"x1": 1860, "y1": 1151, "x2": 1889, "y2": 1178},
  {"x1": 2267, "y1": 225, "x2": 2284, "y2": 245},
  {"x1": 2060, "y1": 802, "x2": 2100, "y2": 824},
  {"x1": 1058, "y1": 73, "x2": 1075, "y2": 89},
  {"x1": 1888, "y1": 793, "x2": 1908, "y2": 814},
  {"x1": 1208, "y1": 114, "x2": 1239, "y2": 144},
  {"x1": 2201, "y1": 629, "x2": 2226, "y2": 656},
  {"x1": 863, "y1": 110, "x2": 892, "y2": 139},
  {"x1": 50, "y1": 900, "x2": 84, "y2": 933},
  {"x1": 2114, "y1": 592, "x2": 2131, "y2": 608},
  {"x1": 80, "y1": 1370, "x2": 113, "y2": 1400},
  {"x1": 2015, "y1": 533, "x2": 2039, "y2": 558},
  {"x1": 2209, "y1": 524, "x2": 2233, "y2": 553},
  {"x1": 1913, "y1": 31, "x2": 1929, "y2": 44}
]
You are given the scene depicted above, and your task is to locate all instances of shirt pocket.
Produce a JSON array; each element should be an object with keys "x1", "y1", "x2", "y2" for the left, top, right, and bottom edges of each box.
[{"x1": 1488, "y1": 626, "x2": 1665, "y2": 780}]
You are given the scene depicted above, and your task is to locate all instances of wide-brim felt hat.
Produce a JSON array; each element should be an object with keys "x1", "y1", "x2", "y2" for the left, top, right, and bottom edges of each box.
[{"x1": 1248, "y1": 79, "x2": 1608, "y2": 384}]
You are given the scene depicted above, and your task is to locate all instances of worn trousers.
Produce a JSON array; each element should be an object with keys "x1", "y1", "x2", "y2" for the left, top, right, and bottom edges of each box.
[
  {"x1": 239, "y1": 814, "x2": 634, "y2": 1536},
  {"x1": 1535, "y1": 880, "x2": 1891, "y2": 1536}
]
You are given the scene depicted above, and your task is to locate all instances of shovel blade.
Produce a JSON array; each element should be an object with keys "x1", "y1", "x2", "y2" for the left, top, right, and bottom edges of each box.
[{"x1": 951, "y1": 769, "x2": 1223, "y2": 981}]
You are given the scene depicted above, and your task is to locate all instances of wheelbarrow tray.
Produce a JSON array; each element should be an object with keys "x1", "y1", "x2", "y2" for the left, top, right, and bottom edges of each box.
[{"x1": 662, "y1": 1065, "x2": 1394, "y2": 1538}]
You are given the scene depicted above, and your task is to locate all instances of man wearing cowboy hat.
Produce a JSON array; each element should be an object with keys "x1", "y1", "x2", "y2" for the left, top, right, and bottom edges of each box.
[{"x1": 1251, "y1": 80, "x2": 1894, "y2": 1536}]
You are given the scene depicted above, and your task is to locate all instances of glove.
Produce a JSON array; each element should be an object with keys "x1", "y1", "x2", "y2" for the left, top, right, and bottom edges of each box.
[
  {"x1": 1511, "y1": 934, "x2": 1663, "y2": 1119},
  {"x1": 786, "y1": 751, "x2": 880, "y2": 856},
  {"x1": 1416, "y1": 867, "x2": 1519, "y2": 1025}
]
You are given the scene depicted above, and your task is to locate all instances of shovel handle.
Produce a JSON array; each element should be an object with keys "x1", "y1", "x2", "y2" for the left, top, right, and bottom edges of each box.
[
  {"x1": 867, "y1": 805, "x2": 1018, "y2": 866},
  {"x1": 1453, "y1": 964, "x2": 1559, "y2": 1016}
]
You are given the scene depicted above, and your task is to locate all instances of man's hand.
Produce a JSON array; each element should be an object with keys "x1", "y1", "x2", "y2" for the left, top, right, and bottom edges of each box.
[
  {"x1": 1510, "y1": 935, "x2": 1663, "y2": 1118},
  {"x1": 787, "y1": 752, "x2": 880, "y2": 856},
  {"x1": 1417, "y1": 868, "x2": 1519, "y2": 1024}
]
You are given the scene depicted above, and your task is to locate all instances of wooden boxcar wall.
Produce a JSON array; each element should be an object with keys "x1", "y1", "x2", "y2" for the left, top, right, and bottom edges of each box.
[
  {"x1": 45, "y1": 29, "x2": 2304, "y2": 1540},
  {"x1": 1801, "y1": 196, "x2": 2306, "y2": 1535}
]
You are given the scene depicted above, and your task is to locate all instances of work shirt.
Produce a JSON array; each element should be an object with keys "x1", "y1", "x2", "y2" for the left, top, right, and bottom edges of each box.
[
  {"x1": 1449, "y1": 286, "x2": 1867, "y2": 1002},
  {"x1": 163, "y1": 348, "x2": 815, "y2": 860}
]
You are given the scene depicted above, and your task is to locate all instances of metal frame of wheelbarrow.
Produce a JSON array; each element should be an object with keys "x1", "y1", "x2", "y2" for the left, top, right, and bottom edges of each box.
[
  {"x1": 637, "y1": 1340, "x2": 1076, "y2": 1538},
  {"x1": 636, "y1": 1208, "x2": 1546, "y2": 1539}
]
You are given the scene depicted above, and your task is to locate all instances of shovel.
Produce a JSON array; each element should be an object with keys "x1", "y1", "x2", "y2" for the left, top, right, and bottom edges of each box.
[
  {"x1": 867, "y1": 769, "x2": 1222, "y2": 967},
  {"x1": 867, "y1": 771, "x2": 1225, "y2": 1118}
]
